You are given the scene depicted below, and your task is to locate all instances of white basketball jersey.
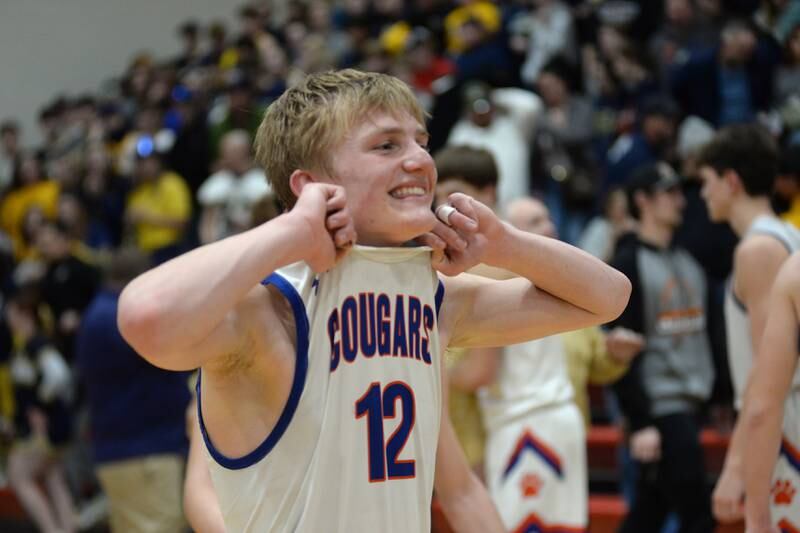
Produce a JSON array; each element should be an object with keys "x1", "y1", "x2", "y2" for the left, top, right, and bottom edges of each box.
[
  {"x1": 479, "y1": 335, "x2": 574, "y2": 433},
  {"x1": 198, "y1": 246, "x2": 443, "y2": 532},
  {"x1": 725, "y1": 215, "x2": 800, "y2": 408}
]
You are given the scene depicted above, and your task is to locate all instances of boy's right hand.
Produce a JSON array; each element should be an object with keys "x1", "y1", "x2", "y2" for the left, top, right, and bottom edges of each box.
[
  {"x1": 713, "y1": 465, "x2": 745, "y2": 523},
  {"x1": 291, "y1": 183, "x2": 357, "y2": 273},
  {"x1": 630, "y1": 426, "x2": 661, "y2": 463}
]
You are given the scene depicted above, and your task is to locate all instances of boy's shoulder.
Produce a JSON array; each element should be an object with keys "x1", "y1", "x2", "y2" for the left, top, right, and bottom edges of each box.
[
  {"x1": 779, "y1": 252, "x2": 800, "y2": 293},
  {"x1": 734, "y1": 233, "x2": 790, "y2": 272}
]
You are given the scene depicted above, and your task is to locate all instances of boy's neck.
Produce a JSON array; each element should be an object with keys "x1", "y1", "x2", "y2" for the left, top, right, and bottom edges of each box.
[
  {"x1": 638, "y1": 219, "x2": 673, "y2": 249},
  {"x1": 728, "y1": 196, "x2": 774, "y2": 236}
]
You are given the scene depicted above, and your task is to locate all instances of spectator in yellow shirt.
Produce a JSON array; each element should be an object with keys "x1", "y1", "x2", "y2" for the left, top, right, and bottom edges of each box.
[
  {"x1": 125, "y1": 137, "x2": 191, "y2": 263},
  {"x1": 562, "y1": 326, "x2": 643, "y2": 427},
  {"x1": 0, "y1": 152, "x2": 59, "y2": 260}
]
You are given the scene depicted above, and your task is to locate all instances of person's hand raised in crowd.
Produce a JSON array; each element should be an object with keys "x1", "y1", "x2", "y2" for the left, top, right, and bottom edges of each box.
[
  {"x1": 417, "y1": 193, "x2": 503, "y2": 277},
  {"x1": 605, "y1": 327, "x2": 644, "y2": 365},
  {"x1": 290, "y1": 182, "x2": 356, "y2": 273},
  {"x1": 630, "y1": 426, "x2": 661, "y2": 463}
]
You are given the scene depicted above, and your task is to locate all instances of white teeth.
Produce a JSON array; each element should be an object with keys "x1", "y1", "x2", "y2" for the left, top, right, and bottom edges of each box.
[{"x1": 391, "y1": 186, "x2": 426, "y2": 198}]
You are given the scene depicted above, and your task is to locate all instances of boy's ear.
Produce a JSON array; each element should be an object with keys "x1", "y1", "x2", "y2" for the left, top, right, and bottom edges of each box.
[
  {"x1": 289, "y1": 170, "x2": 317, "y2": 199},
  {"x1": 722, "y1": 169, "x2": 743, "y2": 194}
]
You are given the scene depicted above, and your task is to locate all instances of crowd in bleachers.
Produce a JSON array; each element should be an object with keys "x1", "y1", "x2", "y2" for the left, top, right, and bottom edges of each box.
[{"x1": 2, "y1": 0, "x2": 800, "y2": 531}]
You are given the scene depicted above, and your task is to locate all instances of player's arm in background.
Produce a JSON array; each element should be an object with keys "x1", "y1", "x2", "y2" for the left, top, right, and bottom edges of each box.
[
  {"x1": 448, "y1": 346, "x2": 502, "y2": 393},
  {"x1": 117, "y1": 183, "x2": 355, "y2": 371},
  {"x1": 429, "y1": 194, "x2": 631, "y2": 350},
  {"x1": 446, "y1": 264, "x2": 510, "y2": 393},
  {"x1": 742, "y1": 252, "x2": 800, "y2": 533},
  {"x1": 184, "y1": 401, "x2": 226, "y2": 533},
  {"x1": 713, "y1": 236, "x2": 789, "y2": 524},
  {"x1": 434, "y1": 359, "x2": 505, "y2": 533}
]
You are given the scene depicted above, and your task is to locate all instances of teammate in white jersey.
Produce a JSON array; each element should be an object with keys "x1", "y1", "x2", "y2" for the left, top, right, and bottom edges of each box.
[
  {"x1": 117, "y1": 69, "x2": 631, "y2": 533},
  {"x1": 480, "y1": 197, "x2": 642, "y2": 533},
  {"x1": 741, "y1": 251, "x2": 800, "y2": 533},
  {"x1": 697, "y1": 125, "x2": 800, "y2": 528}
]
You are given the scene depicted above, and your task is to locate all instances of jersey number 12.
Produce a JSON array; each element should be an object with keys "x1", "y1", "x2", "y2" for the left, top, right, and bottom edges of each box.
[{"x1": 355, "y1": 381, "x2": 416, "y2": 482}]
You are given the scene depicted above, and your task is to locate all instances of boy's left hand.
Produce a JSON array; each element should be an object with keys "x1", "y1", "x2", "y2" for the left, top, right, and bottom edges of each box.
[{"x1": 416, "y1": 193, "x2": 504, "y2": 276}]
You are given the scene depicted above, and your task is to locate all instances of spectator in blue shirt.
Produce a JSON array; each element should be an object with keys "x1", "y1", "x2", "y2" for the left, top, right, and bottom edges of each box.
[
  {"x1": 76, "y1": 248, "x2": 190, "y2": 533},
  {"x1": 670, "y1": 19, "x2": 779, "y2": 126},
  {"x1": 605, "y1": 95, "x2": 680, "y2": 193}
]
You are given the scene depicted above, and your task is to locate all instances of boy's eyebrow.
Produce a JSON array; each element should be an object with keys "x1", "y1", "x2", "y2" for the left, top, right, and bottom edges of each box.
[{"x1": 373, "y1": 126, "x2": 430, "y2": 139}]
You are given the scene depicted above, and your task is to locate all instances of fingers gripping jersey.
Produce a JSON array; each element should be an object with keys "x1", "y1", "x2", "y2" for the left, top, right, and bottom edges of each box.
[{"x1": 198, "y1": 246, "x2": 444, "y2": 532}]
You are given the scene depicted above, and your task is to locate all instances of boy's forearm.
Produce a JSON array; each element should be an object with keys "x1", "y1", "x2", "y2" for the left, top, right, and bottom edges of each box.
[
  {"x1": 119, "y1": 213, "x2": 304, "y2": 363},
  {"x1": 722, "y1": 419, "x2": 746, "y2": 473},
  {"x1": 743, "y1": 399, "x2": 785, "y2": 527},
  {"x1": 487, "y1": 225, "x2": 631, "y2": 321}
]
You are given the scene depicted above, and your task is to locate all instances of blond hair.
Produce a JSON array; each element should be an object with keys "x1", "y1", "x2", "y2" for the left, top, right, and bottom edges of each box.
[{"x1": 254, "y1": 69, "x2": 427, "y2": 208}]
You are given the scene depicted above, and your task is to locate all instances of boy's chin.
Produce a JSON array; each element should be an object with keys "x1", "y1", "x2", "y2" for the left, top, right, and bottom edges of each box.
[
  {"x1": 417, "y1": 210, "x2": 438, "y2": 231},
  {"x1": 394, "y1": 209, "x2": 436, "y2": 231}
]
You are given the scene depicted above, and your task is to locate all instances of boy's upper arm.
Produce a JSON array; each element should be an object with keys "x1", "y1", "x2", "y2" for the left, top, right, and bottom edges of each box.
[
  {"x1": 440, "y1": 273, "x2": 616, "y2": 349},
  {"x1": 175, "y1": 285, "x2": 278, "y2": 373},
  {"x1": 747, "y1": 260, "x2": 800, "y2": 404},
  {"x1": 734, "y1": 236, "x2": 791, "y2": 356}
]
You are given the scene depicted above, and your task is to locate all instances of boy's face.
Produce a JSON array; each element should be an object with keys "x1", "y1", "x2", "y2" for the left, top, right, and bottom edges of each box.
[
  {"x1": 325, "y1": 111, "x2": 437, "y2": 245},
  {"x1": 698, "y1": 165, "x2": 733, "y2": 222},
  {"x1": 646, "y1": 186, "x2": 685, "y2": 228}
]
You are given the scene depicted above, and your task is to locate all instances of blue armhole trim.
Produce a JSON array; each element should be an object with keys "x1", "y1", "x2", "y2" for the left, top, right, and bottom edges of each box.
[
  {"x1": 196, "y1": 272, "x2": 310, "y2": 470},
  {"x1": 753, "y1": 229, "x2": 794, "y2": 255},
  {"x1": 435, "y1": 279, "x2": 445, "y2": 318},
  {"x1": 728, "y1": 278, "x2": 747, "y2": 312},
  {"x1": 731, "y1": 288, "x2": 747, "y2": 312}
]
